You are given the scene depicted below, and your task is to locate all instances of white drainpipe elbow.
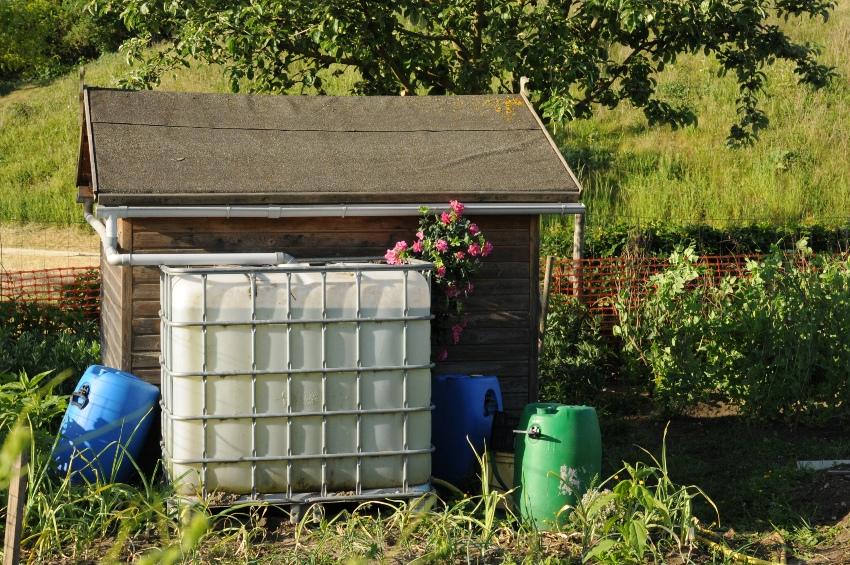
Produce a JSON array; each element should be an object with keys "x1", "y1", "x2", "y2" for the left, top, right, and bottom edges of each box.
[{"x1": 85, "y1": 204, "x2": 297, "y2": 266}]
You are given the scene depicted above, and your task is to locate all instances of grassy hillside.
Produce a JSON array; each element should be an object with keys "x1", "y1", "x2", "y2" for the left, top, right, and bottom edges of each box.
[
  {"x1": 0, "y1": 53, "x2": 234, "y2": 224},
  {"x1": 556, "y1": 0, "x2": 850, "y2": 229},
  {"x1": 1, "y1": 1, "x2": 848, "y2": 228}
]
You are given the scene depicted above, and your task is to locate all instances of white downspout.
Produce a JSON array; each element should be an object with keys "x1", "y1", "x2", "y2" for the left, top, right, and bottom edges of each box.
[{"x1": 84, "y1": 202, "x2": 295, "y2": 266}]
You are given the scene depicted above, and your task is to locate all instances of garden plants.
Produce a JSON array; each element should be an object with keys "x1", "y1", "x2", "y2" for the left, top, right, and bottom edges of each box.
[
  {"x1": 615, "y1": 242, "x2": 850, "y2": 420},
  {"x1": 0, "y1": 300, "x2": 100, "y2": 380},
  {"x1": 568, "y1": 428, "x2": 718, "y2": 564}
]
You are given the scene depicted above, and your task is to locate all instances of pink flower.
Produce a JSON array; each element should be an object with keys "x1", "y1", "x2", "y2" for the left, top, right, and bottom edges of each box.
[
  {"x1": 416, "y1": 230, "x2": 425, "y2": 240},
  {"x1": 482, "y1": 241, "x2": 494, "y2": 257},
  {"x1": 468, "y1": 242, "x2": 481, "y2": 257},
  {"x1": 435, "y1": 239, "x2": 448, "y2": 253},
  {"x1": 412, "y1": 240, "x2": 423, "y2": 253},
  {"x1": 451, "y1": 323, "x2": 465, "y2": 344},
  {"x1": 435, "y1": 265, "x2": 446, "y2": 278},
  {"x1": 468, "y1": 223, "x2": 480, "y2": 236},
  {"x1": 455, "y1": 251, "x2": 466, "y2": 260},
  {"x1": 445, "y1": 284, "x2": 460, "y2": 298},
  {"x1": 384, "y1": 249, "x2": 400, "y2": 265},
  {"x1": 440, "y1": 211, "x2": 452, "y2": 225},
  {"x1": 450, "y1": 200, "x2": 464, "y2": 216},
  {"x1": 393, "y1": 240, "x2": 408, "y2": 252},
  {"x1": 437, "y1": 348, "x2": 448, "y2": 362}
]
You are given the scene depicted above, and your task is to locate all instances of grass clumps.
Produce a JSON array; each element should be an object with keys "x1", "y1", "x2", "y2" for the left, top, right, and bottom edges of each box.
[{"x1": 568, "y1": 429, "x2": 716, "y2": 564}]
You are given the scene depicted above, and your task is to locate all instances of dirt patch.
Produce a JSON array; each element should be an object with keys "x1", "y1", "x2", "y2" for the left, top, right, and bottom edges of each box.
[
  {"x1": 0, "y1": 224, "x2": 99, "y2": 270},
  {"x1": 790, "y1": 468, "x2": 850, "y2": 525}
]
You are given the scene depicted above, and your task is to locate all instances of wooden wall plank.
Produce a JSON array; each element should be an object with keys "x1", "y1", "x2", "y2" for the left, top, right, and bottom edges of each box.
[
  {"x1": 132, "y1": 228, "x2": 529, "y2": 250},
  {"x1": 132, "y1": 215, "x2": 531, "y2": 235},
  {"x1": 99, "y1": 253, "x2": 121, "y2": 368},
  {"x1": 120, "y1": 218, "x2": 133, "y2": 371}
]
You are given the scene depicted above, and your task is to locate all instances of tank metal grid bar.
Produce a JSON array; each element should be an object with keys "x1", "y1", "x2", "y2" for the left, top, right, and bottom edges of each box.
[
  {"x1": 250, "y1": 272, "x2": 258, "y2": 500},
  {"x1": 161, "y1": 405, "x2": 433, "y2": 421},
  {"x1": 201, "y1": 273, "x2": 209, "y2": 498},
  {"x1": 285, "y1": 271, "x2": 293, "y2": 501},
  {"x1": 320, "y1": 270, "x2": 328, "y2": 498},
  {"x1": 161, "y1": 259, "x2": 431, "y2": 275},
  {"x1": 161, "y1": 314, "x2": 433, "y2": 327},
  {"x1": 160, "y1": 259, "x2": 433, "y2": 504},
  {"x1": 355, "y1": 271, "x2": 362, "y2": 496},
  {"x1": 162, "y1": 362, "x2": 432, "y2": 378},
  {"x1": 173, "y1": 483, "x2": 432, "y2": 507},
  {"x1": 164, "y1": 447, "x2": 434, "y2": 465},
  {"x1": 402, "y1": 269, "x2": 409, "y2": 491}
]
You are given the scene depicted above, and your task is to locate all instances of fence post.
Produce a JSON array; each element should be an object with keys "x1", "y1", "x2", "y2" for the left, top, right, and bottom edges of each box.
[
  {"x1": 4, "y1": 450, "x2": 29, "y2": 565},
  {"x1": 572, "y1": 213, "x2": 585, "y2": 300},
  {"x1": 538, "y1": 255, "x2": 555, "y2": 358}
]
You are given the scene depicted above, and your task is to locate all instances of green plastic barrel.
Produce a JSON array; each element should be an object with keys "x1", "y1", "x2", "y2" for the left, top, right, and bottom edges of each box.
[{"x1": 513, "y1": 403, "x2": 601, "y2": 530}]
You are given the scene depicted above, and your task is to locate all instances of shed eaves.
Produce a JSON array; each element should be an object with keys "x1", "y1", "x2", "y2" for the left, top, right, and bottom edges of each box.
[{"x1": 79, "y1": 88, "x2": 581, "y2": 206}]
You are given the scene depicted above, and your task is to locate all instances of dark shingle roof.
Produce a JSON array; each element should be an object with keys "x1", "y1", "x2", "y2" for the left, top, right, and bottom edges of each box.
[{"x1": 78, "y1": 88, "x2": 581, "y2": 206}]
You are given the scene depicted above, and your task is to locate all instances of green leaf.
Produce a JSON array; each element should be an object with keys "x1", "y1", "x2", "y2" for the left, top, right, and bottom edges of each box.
[{"x1": 583, "y1": 538, "x2": 617, "y2": 562}]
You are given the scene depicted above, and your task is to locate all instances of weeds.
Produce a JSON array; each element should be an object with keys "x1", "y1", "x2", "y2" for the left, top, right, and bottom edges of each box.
[
  {"x1": 567, "y1": 426, "x2": 718, "y2": 563},
  {"x1": 0, "y1": 301, "x2": 100, "y2": 379},
  {"x1": 0, "y1": 365, "x2": 830, "y2": 562}
]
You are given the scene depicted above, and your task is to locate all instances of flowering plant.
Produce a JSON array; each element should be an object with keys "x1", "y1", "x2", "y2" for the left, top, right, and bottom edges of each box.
[{"x1": 385, "y1": 200, "x2": 493, "y2": 360}]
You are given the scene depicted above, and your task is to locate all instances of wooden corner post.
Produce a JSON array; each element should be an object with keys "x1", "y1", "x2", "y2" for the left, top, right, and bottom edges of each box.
[{"x1": 572, "y1": 213, "x2": 585, "y2": 299}]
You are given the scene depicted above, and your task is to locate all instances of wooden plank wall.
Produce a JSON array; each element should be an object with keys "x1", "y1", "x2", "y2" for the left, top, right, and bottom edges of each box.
[
  {"x1": 99, "y1": 219, "x2": 132, "y2": 369},
  {"x1": 102, "y1": 215, "x2": 538, "y2": 415}
]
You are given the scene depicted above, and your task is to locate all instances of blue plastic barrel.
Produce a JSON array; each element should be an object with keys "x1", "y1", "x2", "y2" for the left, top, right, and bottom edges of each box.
[
  {"x1": 431, "y1": 374, "x2": 503, "y2": 486},
  {"x1": 53, "y1": 365, "x2": 160, "y2": 483}
]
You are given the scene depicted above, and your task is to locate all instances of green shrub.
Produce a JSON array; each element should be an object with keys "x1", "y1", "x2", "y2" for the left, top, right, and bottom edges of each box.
[
  {"x1": 615, "y1": 243, "x2": 850, "y2": 420},
  {"x1": 0, "y1": 0, "x2": 126, "y2": 83},
  {"x1": 569, "y1": 428, "x2": 717, "y2": 563},
  {"x1": 538, "y1": 296, "x2": 621, "y2": 406},
  {"x1": 542, "y1": 220, "x2": 850, "y2": 258},
  {"x1": 0, "y1": 301, "x2": 100, "y2": 381}
]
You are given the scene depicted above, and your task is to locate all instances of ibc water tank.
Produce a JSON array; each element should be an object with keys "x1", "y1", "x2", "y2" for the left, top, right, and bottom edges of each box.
[
  {"x1": 160, "y1": 263, "x2": 433, "y2": 499},
  {"x1": 53, "y1": 365, "x2": 159, "y2": 483}
]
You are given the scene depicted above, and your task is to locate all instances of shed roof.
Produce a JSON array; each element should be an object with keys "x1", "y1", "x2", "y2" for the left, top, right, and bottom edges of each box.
[{"x1": 77, "y1": 87, "x2": 581, "y2": 206}]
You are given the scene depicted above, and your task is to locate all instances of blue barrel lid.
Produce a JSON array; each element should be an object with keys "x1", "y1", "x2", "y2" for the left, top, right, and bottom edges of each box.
[
  {"x1": 434, "y1": 373, "x2": 499, "y2": 382},
  {"x1": 83, "y1": 365, "x2": 158, "y2": 391}
]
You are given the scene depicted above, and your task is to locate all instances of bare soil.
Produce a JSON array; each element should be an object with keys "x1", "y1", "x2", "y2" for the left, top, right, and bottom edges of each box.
[{"x1": 0, "y1": 224, "x2": 98, "y2": 270}]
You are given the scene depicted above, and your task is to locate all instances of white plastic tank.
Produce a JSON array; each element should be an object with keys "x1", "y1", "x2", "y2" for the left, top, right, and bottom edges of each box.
[{"x1": 160, "y1": 262, "x2": 432, "y2": 499}]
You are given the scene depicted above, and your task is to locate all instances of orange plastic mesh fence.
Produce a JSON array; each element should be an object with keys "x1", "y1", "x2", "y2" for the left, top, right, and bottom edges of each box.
[
  {"x1": 548, "y1": 255, "x2": 761, "y2": 330},
  {"x1": 0, "y1": 267, "x2": 100, "y2": 317},
  {"x1": 0, "y1": 255, "x2": 765, "y2": 327}
]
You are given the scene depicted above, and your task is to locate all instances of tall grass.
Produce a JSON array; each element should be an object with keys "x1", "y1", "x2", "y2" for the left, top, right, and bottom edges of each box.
[
  {"x1": 554, "y1": 0, "x2": 850, "y2": 230},
  {"x1": 0, "y1": 52, "x2": 233, "y2": 225}
]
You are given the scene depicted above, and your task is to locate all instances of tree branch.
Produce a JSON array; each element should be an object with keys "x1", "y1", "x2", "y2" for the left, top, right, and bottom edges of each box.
[
  {"x1": 576, "y1": 40, "x2": 658, "y2": 110},
  {"x1": 351, "y1": 1, "x2": 414, "y2": 92}
]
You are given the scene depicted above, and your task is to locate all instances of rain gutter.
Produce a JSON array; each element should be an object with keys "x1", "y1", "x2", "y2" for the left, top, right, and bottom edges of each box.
[
  {"x1": 95, "y1": 203, "x2": 585, "y2": 219},
  {"x1": 84, "y1": 202, "x2": 584, "y2": 267}
]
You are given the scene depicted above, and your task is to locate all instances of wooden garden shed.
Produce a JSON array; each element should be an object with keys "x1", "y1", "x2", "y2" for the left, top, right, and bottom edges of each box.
[{"x1": 75, "y1": 87, "x2": 583, "y2": 416}]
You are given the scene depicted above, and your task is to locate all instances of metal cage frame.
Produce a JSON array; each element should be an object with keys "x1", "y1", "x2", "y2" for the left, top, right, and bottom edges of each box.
[{"x1": 159, "y1": 258, "x2": 435, "y2": 505}]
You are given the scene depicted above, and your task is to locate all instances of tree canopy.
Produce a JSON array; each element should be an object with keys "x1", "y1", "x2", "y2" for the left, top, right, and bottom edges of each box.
[
  {"x1": 103, "y1": 0, "x2": 837, "y2": 145},
  {"x1": 1, "y1": 0, "x2": 125, "y2": 83}
]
